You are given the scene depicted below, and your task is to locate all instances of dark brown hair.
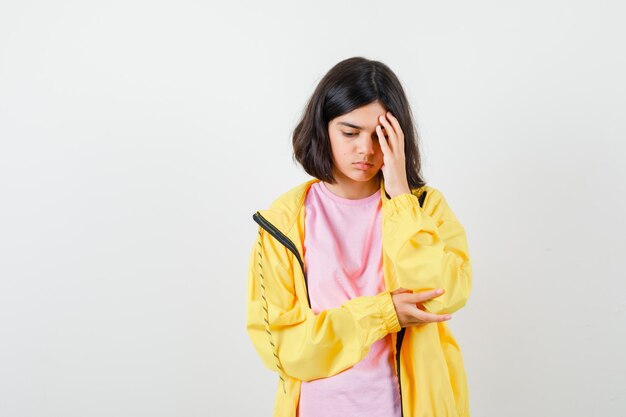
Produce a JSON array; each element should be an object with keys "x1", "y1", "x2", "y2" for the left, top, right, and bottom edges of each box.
[{"x1": 292, "y1": 56, "x2": 426, "y2": 190}]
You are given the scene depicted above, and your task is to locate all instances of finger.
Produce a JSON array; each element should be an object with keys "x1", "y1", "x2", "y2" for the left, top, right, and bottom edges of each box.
[
  {"x1": 419, "y1": 310, "x2": 452, "y2": 323},
  {"x1": 376, "y1": 124, "x2": 391, "y2": 155},
  {"x1": 412, "y1": 306, "x2": 451, "y2": 322},
  {"x1": 378, "y1": 115, "x2": 397, "y2": 149},
  {"x1": 411, "y1": 288, "x2": 445, "y2": 303},
  {"x1": 385, "y1": 112, "x2": 404, "y2": 152}
]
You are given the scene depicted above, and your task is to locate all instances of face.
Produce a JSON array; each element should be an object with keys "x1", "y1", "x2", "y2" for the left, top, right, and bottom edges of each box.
[{"x1": 327, "y1": 101, "x2": 388, "y2": 192}]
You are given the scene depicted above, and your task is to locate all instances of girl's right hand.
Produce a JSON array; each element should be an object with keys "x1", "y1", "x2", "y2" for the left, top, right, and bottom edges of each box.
[{"x1": 390, "y1": 287, "x2": 452, "y2": 327}]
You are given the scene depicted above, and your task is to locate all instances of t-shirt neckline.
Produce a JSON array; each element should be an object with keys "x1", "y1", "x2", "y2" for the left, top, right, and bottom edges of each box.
[{"x1": 318, "y1": 181, "x2": 381, "y2": 206}]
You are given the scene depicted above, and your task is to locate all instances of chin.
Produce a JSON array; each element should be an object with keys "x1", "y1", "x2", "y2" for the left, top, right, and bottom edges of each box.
[{"x1": 348, "y1": 172, "x2": 380, "y2": 183}]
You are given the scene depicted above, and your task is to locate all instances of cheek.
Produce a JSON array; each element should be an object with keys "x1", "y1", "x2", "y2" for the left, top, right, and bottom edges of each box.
[
  {"x1": 328, "y1": 138, "x2": 341, "y2": 156},
  {"x1": 332, "y1": 141, "x2": 349, "y2": 156},
  {"x1": 331, "y1": 145, "x2": 349, "y2": 163}
]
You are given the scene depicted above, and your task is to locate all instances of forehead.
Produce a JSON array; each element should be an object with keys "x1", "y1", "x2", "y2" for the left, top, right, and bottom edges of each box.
[{"x1": 332, "y1": 101, "x2": 387, "y2": 130}]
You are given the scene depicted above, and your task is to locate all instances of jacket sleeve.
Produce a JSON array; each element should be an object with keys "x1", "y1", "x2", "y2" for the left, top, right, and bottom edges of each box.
[
  {"x1": 382, "y1": 188, "x2": 472, "y2": 315},
  {"x1": 245, "y1": 227, "x2": 401, "y2": 382}
]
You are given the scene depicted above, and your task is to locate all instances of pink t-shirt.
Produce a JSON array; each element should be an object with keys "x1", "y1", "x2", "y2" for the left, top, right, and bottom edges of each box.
[{"x1": 297, "y1": 181, "x2": 401, "y2": 417}]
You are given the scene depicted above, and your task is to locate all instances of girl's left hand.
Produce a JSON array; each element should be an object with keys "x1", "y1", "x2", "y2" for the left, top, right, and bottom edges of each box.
[{"x1": 377, "y1": 112, "x2": 411, "y2": 198}]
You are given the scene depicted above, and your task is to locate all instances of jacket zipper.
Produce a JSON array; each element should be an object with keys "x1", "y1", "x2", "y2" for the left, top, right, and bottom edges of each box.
[
  {"x1": 253, "y1": 212, "x2": 311, "y2": 308},
  {"x1": 396, "y1": 327, "x2": 407, "y2": 417}
]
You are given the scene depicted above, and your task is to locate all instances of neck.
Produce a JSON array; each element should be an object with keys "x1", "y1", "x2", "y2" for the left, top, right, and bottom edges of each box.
[{"x1": 323, "y1": 176, "x2": 380, "y2": 200}]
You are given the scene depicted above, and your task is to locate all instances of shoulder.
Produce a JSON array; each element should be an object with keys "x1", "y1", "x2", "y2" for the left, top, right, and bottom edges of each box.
[
  {"x1": 413, "y1": 185, "x2": 461, "y2": 224},
  {"x1": 410, "y1": 184, "x2": 442, "y2": 206},
  {"x1": 256, "y1": 178, "x2": 319, "y2": 231},
  {"x1": 267, "y1": 178, "x2": 318, "y2": 212}
]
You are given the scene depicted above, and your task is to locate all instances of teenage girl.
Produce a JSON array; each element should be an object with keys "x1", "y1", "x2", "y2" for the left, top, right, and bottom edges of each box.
[{"x1": 246, "y1": 56, "x2": 472, "y2": 417}]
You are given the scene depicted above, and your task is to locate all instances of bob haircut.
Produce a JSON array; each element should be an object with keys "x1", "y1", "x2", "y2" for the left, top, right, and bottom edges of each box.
[{"x1": 292, "y1": 56, "x2": 426, "y2": 191}]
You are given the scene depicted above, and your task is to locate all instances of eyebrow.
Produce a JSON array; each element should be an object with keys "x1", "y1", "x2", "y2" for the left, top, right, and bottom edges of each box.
[{"x1": 337, "y1": 121, "x2": 384, "y2": 130}]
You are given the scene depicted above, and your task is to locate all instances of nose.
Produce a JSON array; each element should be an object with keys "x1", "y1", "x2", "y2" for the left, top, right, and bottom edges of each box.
[{"x1": 357, "y1": 135, "x2": 376, "y2": 155}]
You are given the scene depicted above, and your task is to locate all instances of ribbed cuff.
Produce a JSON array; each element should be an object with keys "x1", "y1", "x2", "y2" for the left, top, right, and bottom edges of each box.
[
  {"x1": 376, "y1": 290, "x2": 402, "y2": 333},
  {"x1": 382, "y1": 192, "x2": 421, "y2": 216}
]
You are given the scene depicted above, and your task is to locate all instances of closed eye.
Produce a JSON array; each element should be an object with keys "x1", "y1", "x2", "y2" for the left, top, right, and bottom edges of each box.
[{"x1": 341, "y1": 132, "x2": 387, "y2": 140}]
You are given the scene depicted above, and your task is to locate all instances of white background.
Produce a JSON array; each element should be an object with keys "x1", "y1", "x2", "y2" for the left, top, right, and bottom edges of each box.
[{"x1": 1, "y1": 1, "x2": 625, "y2": 416}]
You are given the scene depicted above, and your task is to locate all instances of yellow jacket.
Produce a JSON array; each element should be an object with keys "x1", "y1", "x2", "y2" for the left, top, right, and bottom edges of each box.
[{"x1": 246, "y1": 177, "x2": 472, "y2": 417}]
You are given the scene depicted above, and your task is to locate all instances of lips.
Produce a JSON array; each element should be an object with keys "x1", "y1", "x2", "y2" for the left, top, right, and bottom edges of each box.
[{"x1": 353, "y1": 162, "x2": 373, "y2": 169}]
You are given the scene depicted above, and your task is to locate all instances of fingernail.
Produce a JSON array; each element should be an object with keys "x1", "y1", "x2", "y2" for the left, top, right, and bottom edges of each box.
[{"x1": 436, "y1": 289, "x2": 443, "y2": 294}]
